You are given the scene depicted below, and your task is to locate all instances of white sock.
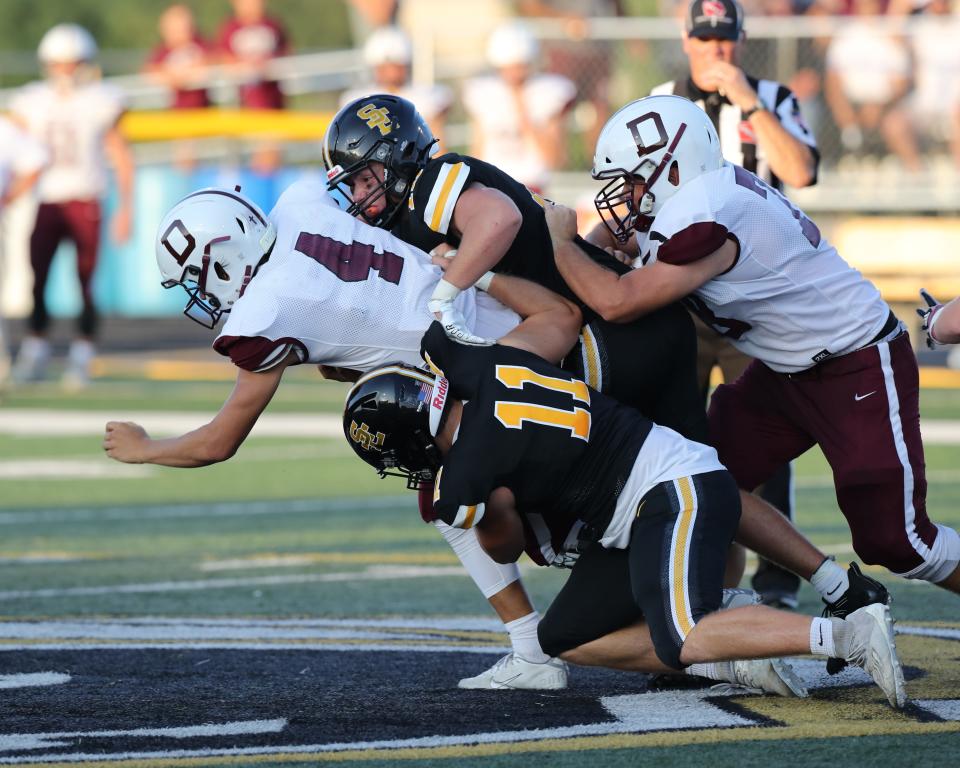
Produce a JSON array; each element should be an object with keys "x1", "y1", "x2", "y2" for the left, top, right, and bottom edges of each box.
[
  {"x1": 809, "y1": 616, "x2": 847, "y2": 657},
  {"x1": 686, "y1": 662, "x2": 725, "y2": 681},
  {"x1": 505, "y1": 611, "x2": 549, "y2": 663},
  {"x1": 810, "y1": 558, "x2": 848, "y2": 603}
]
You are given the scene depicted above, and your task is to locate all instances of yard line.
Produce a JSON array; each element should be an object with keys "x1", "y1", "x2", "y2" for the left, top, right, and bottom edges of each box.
[
  {"x1": 0, "y1": 565, "x2": 467, "y2": 601},
  {"x1": 0, "y1": 495, "x2": 409, "y2": 526},
  {"x1": 0, "y1": 410, "x2": 343, "y2": 437}
]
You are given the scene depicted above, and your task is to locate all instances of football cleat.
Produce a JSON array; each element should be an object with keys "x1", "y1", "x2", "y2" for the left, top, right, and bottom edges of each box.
[
  {"x1": 457, "y1": 653, "x2": 568, "y2": 690},
  {"x1": 843, "y1": 603, "x2": 907, "y2": 709},
  {"x1": 823, "y1": 562, "x2": 890, "y2": 674},
  {"x1": 710, "y1": 658, "x2": 808, "y2": 698}
]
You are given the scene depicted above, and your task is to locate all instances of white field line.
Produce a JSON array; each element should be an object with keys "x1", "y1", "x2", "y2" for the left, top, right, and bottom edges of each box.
[
  {"x1": 0, "y1": 460, "x2": 154, "y2": 480},
  {"x1": 0, "y1": 673, "x2": 71, "y2": 689},
  {"x1": 3, "y1": 409, "x2": 960, "y2": 443},
  {"x1": 0, "y1": 410, "x2": 343, "y2": 437},
  {"x1": 0, "y1": 565, "x2": 467, "y2": 601},
  {"x1": 0, "y1": 495, "x2": 410, "y2": 526}
]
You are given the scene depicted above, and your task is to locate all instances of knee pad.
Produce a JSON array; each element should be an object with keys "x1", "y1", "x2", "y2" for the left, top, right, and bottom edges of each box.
[
  {"x1": 898, "y1": 524, "x2": 960, "y2": 583},
  {"x1": 434, "y1": 520, "x2": 520, "y2": 598}
]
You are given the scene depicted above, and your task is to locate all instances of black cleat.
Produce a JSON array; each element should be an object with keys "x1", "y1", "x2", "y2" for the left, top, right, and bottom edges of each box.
[{"x1": 822, "y1": 562, "x2": 891, "y2": 674}]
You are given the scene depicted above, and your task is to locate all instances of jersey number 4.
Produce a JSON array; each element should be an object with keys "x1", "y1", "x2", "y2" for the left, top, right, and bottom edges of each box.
[
  {"x1": 295, "y1": 232, "x2": 404, "y2": 284},
  {"x1": 493, "y1": 366, "x2": 591, "y2": 441}
]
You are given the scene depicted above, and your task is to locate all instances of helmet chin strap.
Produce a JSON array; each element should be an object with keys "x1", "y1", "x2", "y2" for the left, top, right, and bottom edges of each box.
[{"x1": 637, "y1": 121, "x2": 687, "y2": 216}]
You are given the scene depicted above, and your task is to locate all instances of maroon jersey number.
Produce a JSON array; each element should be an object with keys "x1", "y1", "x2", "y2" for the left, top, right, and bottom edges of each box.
[
  {"x1": 295, "y1": 232, "x2": 403, "y2": 284},
  {"x1": 733, "y1": 165, "x2": 821, "y2": 248}
]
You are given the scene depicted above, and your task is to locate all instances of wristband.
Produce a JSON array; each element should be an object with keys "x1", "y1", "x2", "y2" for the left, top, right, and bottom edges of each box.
[
  {"x1": 474, "y1": 272, "x2": 495, "y2": 292},
  {"x1": 742, "y1": 99, "x2": 766, "y2": 120},
  {"x1": 430, "y1": 278, "x2": 461, "y2": 302}
]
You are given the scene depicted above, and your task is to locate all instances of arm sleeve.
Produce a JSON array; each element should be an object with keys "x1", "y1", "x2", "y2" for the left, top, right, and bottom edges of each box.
[
  {"x1": 413, "y1": 158, "x2": 472, "y2": 236},
  {"x1": 657, "y1": 221, "x2": 731, "y2": 266},
  {"x1": 213, "y1": 335, "x2": 306, "y2": 372}
]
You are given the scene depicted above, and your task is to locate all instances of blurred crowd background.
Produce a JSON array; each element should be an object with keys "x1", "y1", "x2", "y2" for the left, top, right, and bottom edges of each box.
[{"x1": 0, "y1": 0, "x2": 958, "y2": 383}]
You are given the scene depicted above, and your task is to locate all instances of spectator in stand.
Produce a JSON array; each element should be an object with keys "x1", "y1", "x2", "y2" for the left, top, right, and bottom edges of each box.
[
  {"x1": 218, "y1": 0, "x2": 290, "y2": 173},
  {"x1": 516, "y1": 0, "x2": 625, "y2": 155},
  {"x1": 145, "y1": 4, "x2": 212, "y2": 171},
  {"x1": 898, "y1": 0, "x2": 960, "y2": 170},
  {"x1": 824, "y1": 0, "x2": 918, "y2": 169},
  {"x1": 146, "y1": 5, "x2": 212, "y2": 110},
  {"x1": 463, "y1": 21, "x2": 576, "y2": 193},
  {"x1": 340, "y1": 26, "x2": 453, "y2": 150},
  {"x1": 0, "y1": 118, "x2": 47, "y2": 385},
  {"x1": 9, "y1": 24, "x2": 134, "y2": 390}
]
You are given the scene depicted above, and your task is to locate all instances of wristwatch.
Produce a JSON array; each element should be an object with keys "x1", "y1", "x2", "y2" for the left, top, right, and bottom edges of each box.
[{"x1": 742, "y1": 99, "x2": 766, "y2": 120}]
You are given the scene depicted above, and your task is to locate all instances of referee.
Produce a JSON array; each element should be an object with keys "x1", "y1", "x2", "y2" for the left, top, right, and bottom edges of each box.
[{"x1": 650, "y1": 0, "x2": 819, "y2": 609}]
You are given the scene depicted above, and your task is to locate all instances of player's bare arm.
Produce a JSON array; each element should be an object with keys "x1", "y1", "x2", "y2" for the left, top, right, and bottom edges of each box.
[
  {"x1": 474, "y1": 487, "x2": 525, "y2": 565},
  {"x1": 442, "y1": 183, "x2": 523, "y2": 292},
  {"x1": 545, "y1": 203, "x2": 736, "y2": 323},
  {"x1": 430, "y1": 249, "x2": 581, "y2": 363},
  {"x1": 104, "y1": 352, "x2": 295, "y2": 467},
  {"x1": 103, "y1": 122, "x2": 134, "y2": 244}
]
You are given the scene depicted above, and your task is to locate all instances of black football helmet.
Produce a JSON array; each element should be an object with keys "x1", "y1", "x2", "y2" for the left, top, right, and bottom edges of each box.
[
  {"x1": 342, "y1": 363, "x2": 449, "y2": 489},
  {"x1": 322, "y1": 94, "x2": 437, "y2": 228}
]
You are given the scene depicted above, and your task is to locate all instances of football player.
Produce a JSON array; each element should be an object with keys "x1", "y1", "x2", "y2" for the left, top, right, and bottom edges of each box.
[
  {"x1": 342, "y1": 323, "x2": 907, "y2": 709},
  {"x1": 9, "y1": 24, "x2": 134, "y2": 388},
  {"x1": 103, "y1": 181, "x2": 582, "y2": 690},
  {"x1": 322, "y1": 93, "x2": 892, "y2": 674},
  {"x1": 545, "y1": 94, "x2": 960, "y2": 596}
]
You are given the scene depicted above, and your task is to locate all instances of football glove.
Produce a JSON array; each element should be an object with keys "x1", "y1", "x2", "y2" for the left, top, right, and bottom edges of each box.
[
  {"x1": 916, "y1": 288, "x2": 945, "y2": 350},
  {"x1": 428, "y1": 279, "x2": 494, "y2": 346}
]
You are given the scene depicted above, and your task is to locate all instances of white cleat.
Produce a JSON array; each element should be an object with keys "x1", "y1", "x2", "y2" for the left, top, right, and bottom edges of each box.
[
  {"x1": 457, "y1": 653, "x2": 568, "y2": 690},
  {"x1": 709, "y1": 657, "x2": 808, "y2": 698},
  {"x1": 844, "y1": 603, "x2": 907, "y2": 709}
]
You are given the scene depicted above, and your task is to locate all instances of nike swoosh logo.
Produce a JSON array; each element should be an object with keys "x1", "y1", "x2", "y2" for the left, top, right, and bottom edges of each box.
[
  {"x1": 818, "y1": 625, "x2": 824, "y2": 646},
  {"x1": 825, "y1": 583, "x2": 843, "y2": 596},
  {"x1": 854, "y1": 391, "x2": 876, "y2": 401},
  {"x1": 493, "y1": 673, "x2": 522, "y2": 687}
]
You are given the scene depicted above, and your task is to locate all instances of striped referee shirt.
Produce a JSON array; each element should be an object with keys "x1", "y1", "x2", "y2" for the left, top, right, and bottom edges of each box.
[{"x1": 650, "y1": 76, "x2": 819, "y2": 191}]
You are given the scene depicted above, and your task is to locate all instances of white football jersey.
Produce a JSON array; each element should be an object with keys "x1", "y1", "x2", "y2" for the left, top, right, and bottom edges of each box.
[
  {"x1": 0, "y1": 116, "x2": 48, "y2": 206},
  {"x1": 10, "y1": 80, "x2": 125, "y2": 203},
  {"x1": 635, "y1": 163, "x2": 890, "y2": 373},
  {"x1": 215, "y1": 178, "x2": 519, "y2": 372},
  {"x1": 462, "y1": 73, "x2": 575, "y2": 190}
]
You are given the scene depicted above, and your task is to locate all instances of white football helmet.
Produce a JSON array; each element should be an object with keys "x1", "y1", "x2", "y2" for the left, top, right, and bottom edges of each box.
[
  {"x1": 38, "y1": 24, "x2": 98, "y2": 64},
  {"x1": 156, "y1": 188, "x2": 277, "y2": 329},
  {"x1": 486, "y1": 22, "x2": 539, "y2": 68},
  {"x1": 592, "y1": 94, "x2": 723, "y2": 242}
]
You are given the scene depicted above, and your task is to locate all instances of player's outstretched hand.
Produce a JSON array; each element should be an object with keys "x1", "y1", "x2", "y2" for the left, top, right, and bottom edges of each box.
[
  {"x1": 103, "y1": 421, "x2": 148, "y2": 463},
  {"x1": 543, "y1": 201, "x2": 578, "y2": 243},
  {"x1": 427, "y1": 299, "x2": 494, "y2": 346},
  {"x1": 916, "y1": 288, "x2": 944, "y2": 349}
]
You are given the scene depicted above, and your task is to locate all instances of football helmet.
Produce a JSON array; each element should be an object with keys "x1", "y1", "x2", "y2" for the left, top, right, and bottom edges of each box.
[
  {"x1": 593, "y1": 94, "x2": 723, "y2": 242},
  {"x1": 322, "y1": 94, "x2": 436, "y2": 228},
  {"x1": 155, "y1": 188, "x2": 277, "y2": 329},
  {"x1": 38, "y1": 24, "x2": 98, "y2": 64},
  {"x1": 343, "y1": 364, "x2": 451, "y2": 489}
]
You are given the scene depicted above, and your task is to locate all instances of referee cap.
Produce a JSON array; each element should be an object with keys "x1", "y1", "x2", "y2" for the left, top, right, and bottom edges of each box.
[{"x1": 686, "y1": 0, "x2": 745, "y2": 40}]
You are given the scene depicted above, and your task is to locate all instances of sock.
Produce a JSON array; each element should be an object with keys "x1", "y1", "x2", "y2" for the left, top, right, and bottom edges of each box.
[
  {"x1": 505, "y1": 611, "x2": 549, "y2": 663},
  {"x1": 810, "y1": 558, "x2": 849, "y2": 603},
  {"x1": 809, "y1": 616, "x2": 848, "y2": 657},
  {"x1": 686, "y1": 662, "x2": 725, "y2": 681}
]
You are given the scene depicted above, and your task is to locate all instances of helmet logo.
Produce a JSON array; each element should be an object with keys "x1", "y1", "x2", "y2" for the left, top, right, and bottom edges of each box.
[
  {"x1": 349, "y1": 420, "x2": 386, "y2": 452},
  {"x1": 357, "y1": 103, "x2": 393, "y2": 136},
  {"x1": 160, "y1": 219, "x2": 196, "y2": 267},
  {"x1": 626, "y1": 112, "x2": 668, "y2": 160}
]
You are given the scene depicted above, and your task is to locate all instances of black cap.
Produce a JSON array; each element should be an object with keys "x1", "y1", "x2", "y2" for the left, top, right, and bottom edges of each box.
[{"x1": 686, "y1": 0, "x2": 744, "y2": 40}]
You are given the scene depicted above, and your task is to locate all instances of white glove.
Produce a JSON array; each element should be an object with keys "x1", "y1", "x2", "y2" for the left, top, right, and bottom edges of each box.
[
  {"x1": 428, "y1": 279, "x2": 495, "y2": 346},
  {"x1": 917, "y1": 288, "x2": 945, "y2": 349}
]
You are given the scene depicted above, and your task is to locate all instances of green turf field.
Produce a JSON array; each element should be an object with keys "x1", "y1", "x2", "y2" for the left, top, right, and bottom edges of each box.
[{"x1": 1, "y1": 371, "x2": 958, "y2": 766}]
